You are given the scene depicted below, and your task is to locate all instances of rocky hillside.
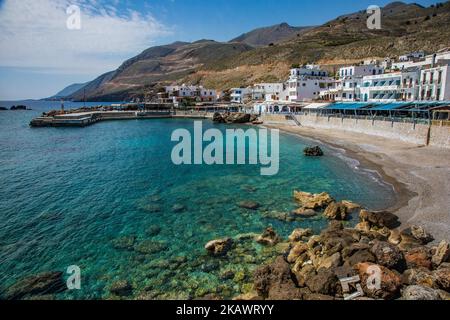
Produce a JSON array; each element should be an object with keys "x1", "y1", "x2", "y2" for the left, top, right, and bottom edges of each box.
[
  {"x1": 230, "y1": 23, "x2": 312, "y2": 47},
  {"x1": 67, "y1": 1, "x2": 450, "y2": 101}
]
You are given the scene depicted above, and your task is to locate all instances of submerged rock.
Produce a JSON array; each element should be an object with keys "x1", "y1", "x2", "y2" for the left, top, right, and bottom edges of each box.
[
  {"x1": 109, "y1": 280, "x2": 133, "y2": 297},
  {"x1": 5, "y1": 271, "x2": 66, "y2": 300},
  {"x1": 111, "y1": 235, "x2": 136, "y2": 250},
  {"x1": 146, "y1": 225, "x2": 161, "y2": 237},
  {"x1": 256, "y1": 227, "x2": 281, "y2": 246},
  {"x1": 293, "y1": 191, "x2": 334, "y2": 210},
  {"x1": 303, "y1": 146, "x2": 324, "y2": 157},
  {"x1": 172, "y1": 204, "x2": 186, "y2": 213},
  {"x1": 291, "y1": 207, "x2": 317, "y2": 217},
  {"x1": 134, "y1": 240, "x2": 168, "y2": 254},
  {"x1": 205, "y1": 238, "x2": 233, "y2": 257},
  {"x1": 238, "y1": 201, "x2": 260, "y2": 210}
]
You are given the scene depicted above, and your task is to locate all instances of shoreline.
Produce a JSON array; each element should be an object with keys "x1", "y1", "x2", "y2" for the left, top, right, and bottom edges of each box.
[{"x1": 264, "y1": 123, "x2": 450, "y2": 243}]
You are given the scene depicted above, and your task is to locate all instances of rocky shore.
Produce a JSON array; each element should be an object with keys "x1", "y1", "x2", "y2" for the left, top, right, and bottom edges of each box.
[{"x1": 227, "y1": 191, "x2": 450, "y2": 300}]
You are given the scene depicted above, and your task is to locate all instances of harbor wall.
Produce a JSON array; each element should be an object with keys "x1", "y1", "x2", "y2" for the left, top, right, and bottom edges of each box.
[{"x1": 260, "y1": 114, "x2": 450, "y2": 148}]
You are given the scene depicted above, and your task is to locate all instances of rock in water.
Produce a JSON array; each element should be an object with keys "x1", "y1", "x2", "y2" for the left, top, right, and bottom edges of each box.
[
  {"x1": 324, "y1": 202, "x2": 348, "y2": 220},
  {"x1": 288, "y1": 228, "x2": 312, "y2": 242},
  {"x1": 111, "y1": 235, "x2": 136, "y2": 250},
  {"x1": 409, "y1": 225, "x2": 434, "y2": 244},
  {"x1": 402, "y1": 285, "x2": 441, "y2": 300},
  {"x1": 303, "y1": 146, "x2": 324, "y2": 157},
  {"x1": 293, "y1": 191, "x2": 334, "y2": 210},
  {"x1": 238, "y1": 201, "x2": 260, "y2": 210},
  {"x1": 256, "y1": 227, "x2": 281, "y2": 246},
  {"x1": 253, "y1": 257, "x2": 302, "y2": 300},
  {"x1": 205, "y1": 238, "x2": 233, "y2": 256},
  {"x1": 5, "y1": 272, "x2": 66, "y2": 300}
]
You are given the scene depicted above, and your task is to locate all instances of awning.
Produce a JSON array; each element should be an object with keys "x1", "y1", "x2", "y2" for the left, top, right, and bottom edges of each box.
[
  {"x1": 366, "y1": 102, "x2": 412, "y2": 111},
  {"x1": 325, "y1": 103, "x2": 372, "y2": 110},
  {"x1": 304, "y1": 103, "x2": 331, "y2": 110}
]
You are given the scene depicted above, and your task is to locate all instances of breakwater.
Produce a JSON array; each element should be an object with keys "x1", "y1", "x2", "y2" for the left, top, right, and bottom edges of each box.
[{"x1": 29, "y1": 110, "x2": 212, "y2": 127}]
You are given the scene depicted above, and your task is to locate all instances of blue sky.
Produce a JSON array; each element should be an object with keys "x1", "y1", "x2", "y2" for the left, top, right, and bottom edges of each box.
[{"x1": 0, "y1": 0, "x2": 439, "y2": 100}]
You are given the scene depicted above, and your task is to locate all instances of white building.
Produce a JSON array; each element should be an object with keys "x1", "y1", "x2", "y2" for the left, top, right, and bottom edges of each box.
[
  {"x1": 399, "y1": 51, "x2": 425, "y2": 62},
  {"x1": 319, "y1": 64, "x2": 384, "y2": 102},
  {"x1": 230, "y1": 88, "x2": 250, "y2": 103},
  {"x1": 418, "y1": 61, "x2": 450, "y2": 101},
  {"x1": 287, "y1": 66, "x2": 334, "y2": 102},
  {"x1": 251, "y1": 83, "x2": 286, "y2": 101},
  {"x1": 392, "y1": 50, "x2": 450, "y2": 70},
  {"x1": 360, "y1": 69, "x2": 420, "y2": 102},
  {"x1": 163, "y1": 85, "x2": 217, "y2": 102}
]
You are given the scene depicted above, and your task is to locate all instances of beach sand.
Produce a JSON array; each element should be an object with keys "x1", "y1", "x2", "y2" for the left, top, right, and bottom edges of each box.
[{"x1": 265, "y1": 123, "x2": 450, "y2": 243}]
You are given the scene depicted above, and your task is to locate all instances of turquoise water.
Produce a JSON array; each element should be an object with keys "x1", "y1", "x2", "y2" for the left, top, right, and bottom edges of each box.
[{"x1": 0, "y1": 101, "x2": 396, "y2": 299}]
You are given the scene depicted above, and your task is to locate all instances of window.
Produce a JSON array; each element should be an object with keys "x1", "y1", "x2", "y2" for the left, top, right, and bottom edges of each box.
[
  {"x1": 438, "y1": 71, "x2": 443, "y2": 84},
  {"x1": 430, "y1": 72, "x2": 434, "y2": 83},
  {"x1": 343, "y1": 93, "x2": 347, "y2": 98},
  {"x1": 437, "y1": 88, "x2": 441, "y2": 99},
  {"x1": 349, "y1": 94, "x2": 352, "y2": 99},
  {"x1": 302, "y1": 83, "x2": 306, "y2": 87}
]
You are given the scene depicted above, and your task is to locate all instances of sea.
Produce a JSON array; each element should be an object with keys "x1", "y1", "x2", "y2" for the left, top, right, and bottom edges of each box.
[{"x1": 0, "y1": 100, "x2": 396, "y2": 299}]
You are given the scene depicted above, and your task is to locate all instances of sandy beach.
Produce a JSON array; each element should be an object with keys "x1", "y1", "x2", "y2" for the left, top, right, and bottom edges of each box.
[{"x1": 266, "y1": 123, "x2": 450, "y2": 243}]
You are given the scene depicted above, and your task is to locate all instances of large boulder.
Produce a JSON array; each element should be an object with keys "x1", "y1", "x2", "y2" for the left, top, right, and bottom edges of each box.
[
  {"x1": 404, "y1": 246, "x2": 432, "y2": 270},
  {"x1": 212, "y1": 113, "x2": 225, "y2": 123},
  {"x1": 355, "y1": 262, "x2": 402, "y2": 300},
  {"x1": 303, "y1": 146, "x2": 324, "y2": 157},
  {"x1": 318, "y1": 252, "x2": 342, "y2": 271},
  {"x1": 370, "y1": 241, "x2": 406, "y2": 272},
  {"x1": 323, "y1": 202, "x2": 348, "y2": 220},
  {"x1": 432, "y1": 240, "x2": 450, "y2": 267},
  {"x1": 253, "y1": 256, "x2": 302, "y2": 300},
  {"x1": 288, "y1": 228, "x2": 312, "y2": 243},
  {"x1": 410, "y1": 225, "x2": 434, "y2": 244},
  {"x1": 402, "y1": 268, "x2": 438, "y2": 288},
  {"x1": 344, "y1": 249, "x2": 377, "y2": 267},
  {"x1": 359, "y1": 210, "x2": 400, "y2": 229},
  {"x1": 305, "y1": 269, "x2": 340, "y2": 296},
  {"x1": 256, "y1": 227, "x2": 281, "y2": 246},
  {"x1": 293, "y1": 191, "x2": 334, "y2": 210},
  {"x1": 5, "y1": 271, "x2": 66, "y2": 300},
  {"x1": 433, "y1": 263, "x2": 450, "y2": 291},
  {"x1": 402, "y1": 285, "x2": 441, "y2": 300},
  {"x1": 287, "y1": 242, "x2": 309, "y2": 263},
  {"x1": 205, "y1": 238, "x2": 233, "y2": 257}
]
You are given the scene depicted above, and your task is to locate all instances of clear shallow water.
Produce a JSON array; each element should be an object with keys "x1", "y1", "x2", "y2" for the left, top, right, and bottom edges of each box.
[{"x1": 0, "y1": 101, "x2": 396, "y2": 299}]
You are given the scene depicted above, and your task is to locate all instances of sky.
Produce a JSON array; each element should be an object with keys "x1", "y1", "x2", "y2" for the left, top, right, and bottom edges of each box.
[{"x1": 0, "y1": 0, "x2": 440, "y2": 100}]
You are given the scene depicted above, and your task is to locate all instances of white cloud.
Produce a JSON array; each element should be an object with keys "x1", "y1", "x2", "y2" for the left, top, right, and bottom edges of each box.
[{"x1": 0, "y1": 0, "x2": 172, "y2": 75}]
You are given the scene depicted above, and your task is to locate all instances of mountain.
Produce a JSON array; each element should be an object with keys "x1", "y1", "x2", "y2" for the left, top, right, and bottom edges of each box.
[
  {"x1": 230, "y1": 23, "x2": 312, "y2": 46},
  {"x1": 67, "y1": 40, "x2": 253, "y2": 101},
  {"x1": 47, "y1": 82, "x2": 89, "y2": 99},
  {"x1": 65, "y1": 1, "x2": 450, "y2": 101}
]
